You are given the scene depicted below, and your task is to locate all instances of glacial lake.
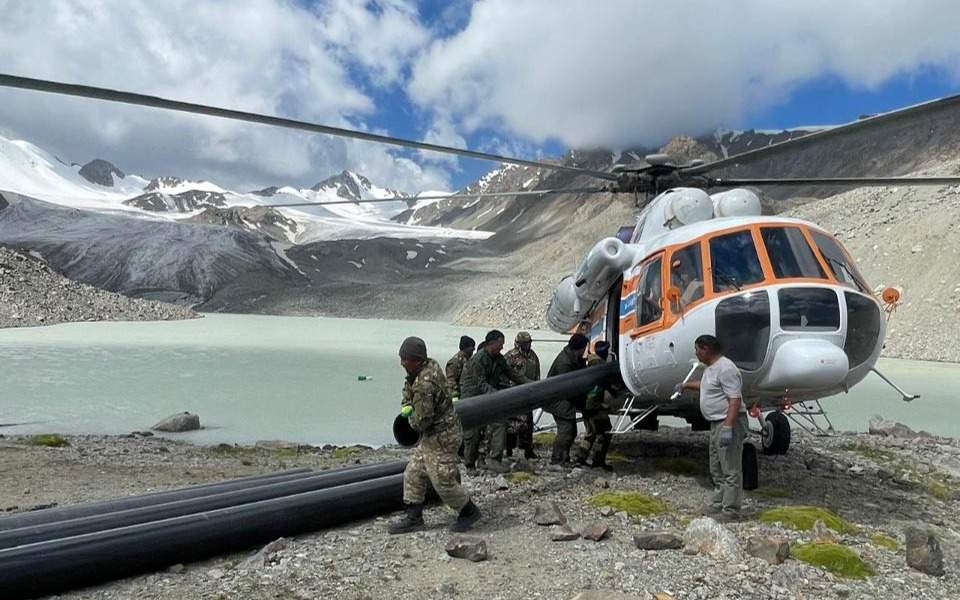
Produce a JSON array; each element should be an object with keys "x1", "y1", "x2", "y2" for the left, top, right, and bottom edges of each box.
[{"x1": 0, "y1": 314, "x2": 957, "y2": 445}]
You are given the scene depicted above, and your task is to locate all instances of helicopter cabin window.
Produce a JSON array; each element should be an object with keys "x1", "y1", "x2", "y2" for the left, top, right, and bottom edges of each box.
[
  {"x1": 761, "y1": 226, "x2": 826, "y2": 279},
  {"x1": 708, "y1": 230, "x2": 764, "y2": 293},
  {"x1": 715, "y1": 290, "x2": 771, "y2": 371},
  {"x1": 670, "y1": 242, "x2": 704, "y2": 311},
  {"x1": 635, "y1": 256, "x2": 664, "y2": 327},
  {"x1": 810, "y1": 231, "x2": 869, "y2": 293},
  {"x1": 778, "y1": 288, "x2": 840, "y2": 331},
  {"x1": 844, "y1": 291, "x2": 882, "y2": 368}
]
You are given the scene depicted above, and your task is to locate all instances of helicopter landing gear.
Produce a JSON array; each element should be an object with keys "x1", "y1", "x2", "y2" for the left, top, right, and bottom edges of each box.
[{"x1": 761, "y1": 412, "x2": 791, "y2": 455}]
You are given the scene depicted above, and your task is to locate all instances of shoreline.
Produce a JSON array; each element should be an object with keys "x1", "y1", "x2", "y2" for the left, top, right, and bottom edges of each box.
[{"x1": 2, "y1": 428, "x2": 958, "y2": 599}]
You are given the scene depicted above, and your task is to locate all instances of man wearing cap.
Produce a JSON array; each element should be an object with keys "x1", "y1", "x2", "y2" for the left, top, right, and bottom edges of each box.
[
  {"x1": 583, "y1": 341, "x2": 615, "y2": 470},
  {"x1": 445, "y1": 335, "x2": 476, "y2": 401},
  {"x1": 389, "y1": 336, "x2": 481, "y2": 534},
  {"x1": 504, "y1": 331, "x2": 540, "y2": 459},
  {"x1": 460, "y1": 329, "x2": 530, "y2": 474},
  {"x1": 545, "y1": 333, "x2": 589, "y2": 466}
]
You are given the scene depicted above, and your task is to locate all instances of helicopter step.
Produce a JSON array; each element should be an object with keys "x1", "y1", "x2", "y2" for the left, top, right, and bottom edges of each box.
[{"x1": 612, "y1": 397, "x2": 659, "y2": 435}]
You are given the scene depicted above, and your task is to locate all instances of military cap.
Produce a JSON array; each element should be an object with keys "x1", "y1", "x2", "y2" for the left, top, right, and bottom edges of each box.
[
  {"x1": 399, "y1": 336, "x2": 428, "y2": 361},
  {"x1": 515, "y1": 331, "x2": 532, "y2": 344}
]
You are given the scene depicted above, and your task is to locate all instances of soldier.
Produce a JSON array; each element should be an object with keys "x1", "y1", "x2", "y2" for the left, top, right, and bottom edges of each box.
[
  {"x1": 545, "y1": 333, "x2": 589, "y2": 467},
  {"x1": 389, "y1": 336, "x2": 481, "y2": 534},
  {"x1": 583, "y1": 341, "x2": 614, "y2": 471},
  {"x1": 446, "y1": 335, "x2": 476, "y2": 401},
  {"x1": 460, "y1": 330, "x2": 530, "y2": 473},
  {"x1": 504, "y1": 331, "x2": 540, "y2": 459}
]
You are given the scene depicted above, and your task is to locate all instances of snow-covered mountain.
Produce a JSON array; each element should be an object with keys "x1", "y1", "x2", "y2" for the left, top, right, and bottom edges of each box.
[{"x1": 0, "y1": 132, "x2": 490, "y2": 243}]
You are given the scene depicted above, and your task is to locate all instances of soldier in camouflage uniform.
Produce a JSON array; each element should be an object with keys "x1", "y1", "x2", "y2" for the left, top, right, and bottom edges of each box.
[
  {"x1": 504, "y1": 331, "x2": 540, "y2": 459},
  {"x1": 460, "y1": 330, "x2": 530, "y2": 473},
  {"x1": 545, "y1": 333, "x2": 589, "y2": 467},
  {"x1": 389, "y1": 336, "x2": 481, "y2": 534},
  {"x1": 583, "y1": 341, "x2": 615, "y2": 470},
  {"x1": 445, "y1": 335, "x2": 475, "y2": 401}
]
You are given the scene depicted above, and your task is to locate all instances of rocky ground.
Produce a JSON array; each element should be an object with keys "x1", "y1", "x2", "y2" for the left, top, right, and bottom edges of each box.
[
  {"x1": 0, "y1": 246, "x2": 197, "y2": 328},
  {"x1": 2, "y1": 420, "x2": 958, "y2": 600}
]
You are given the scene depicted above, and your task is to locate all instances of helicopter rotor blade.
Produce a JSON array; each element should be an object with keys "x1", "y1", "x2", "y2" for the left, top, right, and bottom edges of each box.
[
  {"x1": 683, "y1": 92, "x2": 960, "y2": 176},
  {"x1": 259, "y1": 187, "x2": 610, "y2": 209},
  {"x1": 0, "y1": 73, "x2": 619, "y2": 182},
  {"x1": 708, "y1": 176, "x2": 960, "y2": 187}
]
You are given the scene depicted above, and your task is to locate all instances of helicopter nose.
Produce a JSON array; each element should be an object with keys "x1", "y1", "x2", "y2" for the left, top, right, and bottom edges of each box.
[{"x1": 758, "y1": 338, "x2": 849, "y2": 391}]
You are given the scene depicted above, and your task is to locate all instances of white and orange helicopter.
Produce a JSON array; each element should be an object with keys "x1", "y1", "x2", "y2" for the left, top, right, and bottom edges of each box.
[{"x1": 2, "y1": 75, "x2": 959, "y2": 476}]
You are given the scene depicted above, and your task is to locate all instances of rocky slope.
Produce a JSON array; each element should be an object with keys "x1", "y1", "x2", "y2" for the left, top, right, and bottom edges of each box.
[
  {"x1": 0, "y1": 246, "x2": 196, "y2": 328},
  {"x1": 1, "y1": 423, "x2": 957, "y2": 599}
]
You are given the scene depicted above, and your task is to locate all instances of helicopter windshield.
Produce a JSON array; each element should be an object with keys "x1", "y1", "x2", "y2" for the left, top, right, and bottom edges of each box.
[
  {"x1": 809, "y1": 231, "x2": 869, "y2": 293},
  {"x1": 708, "y1": 230, "x2": 764, "y2": 292},
  {"x1": 670, "y1": 242, "x2": 704, "y2": 310},
  {"x1": 761, "y1": 226, "x2": 827, "y2": 279}
]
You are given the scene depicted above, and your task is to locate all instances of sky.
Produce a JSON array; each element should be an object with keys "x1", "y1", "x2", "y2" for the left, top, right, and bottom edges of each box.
[{"x1": 0, "y1": 0, "x2": 958, "y2": 193}]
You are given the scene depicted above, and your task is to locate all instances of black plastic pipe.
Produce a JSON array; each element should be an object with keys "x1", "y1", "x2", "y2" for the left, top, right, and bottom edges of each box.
[
  {"x1": 0, "y1": 467, "x2": 313, "y2": 532},
  {"x1": 395, "y1": 361, "x2": 621, "y2": 446},
  {"x1": 0, "y1": 474, "x2": 404, "y2": 599},
  {"x1": 0, "y1": 461, "x2": 407, "y2": 550}
]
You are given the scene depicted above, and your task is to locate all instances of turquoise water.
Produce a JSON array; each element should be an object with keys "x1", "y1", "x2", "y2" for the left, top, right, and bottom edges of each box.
[{"x1": 0, "y1": 314, "x2": 956, "y2": 444}]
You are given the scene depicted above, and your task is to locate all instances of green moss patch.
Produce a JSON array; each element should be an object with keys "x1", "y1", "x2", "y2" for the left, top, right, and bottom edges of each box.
[
  {"x1": 869, "y1": 533, "x2": 899, "y2": 550},
  {"x1": 331, "y1": 445, "x2": 367, "y2": 460},
  {"x1": 533, "y1": 432, "x2": 556, "y2": 445},
  {"x1": 26, "y1": 434, "x2": 69, "y2": 448},
  {"x1": 791, "y1": 542, "x2": 874, "y2": 578},
  {"x1": 838, "y1": 443, "x2": 897, "y2": 463},
  {"x1": 606, "y1": 450, "x2": 631, "y2": 464},
  {"x1": 507, "y1": 472, "x2": 536, "y2": 483},
  {"x1": 588, "y1": 491, "x2": 668, "y2": 516},
  {"x1": 758, "y1": 506, "x2": 858, "y2": 534},
  {"x1": 750, "y1": 487, "x2": 791, "y2": 499},
  {"x1": 653, "y1": 456, "x2": 702, "y2": 476}
]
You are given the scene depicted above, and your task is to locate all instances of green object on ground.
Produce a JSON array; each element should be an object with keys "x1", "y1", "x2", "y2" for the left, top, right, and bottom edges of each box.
[
  {"x1": 533, "y1": 431, "x2": 556, "y2": 445},
  {"x1": 400, "y1": 405, "x2": 414, "y2": 418},
  {"x1": 791, "y1": 542, "x2": 875, "y2": 578},
  {"x1": 758, "y1": 505, "x2": 859, "y2": 534},
  {"x1": 588, "y1": 491, "x2": 668, "y2": 516},
  {"x1": 870, "y1": 533, "x2": 899, "y2": 550},
  {"x1": 26, "y1": 434, "x2": 69, "y2": 448},
  {"x1": 653, "y1": 456, "x2": 702, "y2": 476}
]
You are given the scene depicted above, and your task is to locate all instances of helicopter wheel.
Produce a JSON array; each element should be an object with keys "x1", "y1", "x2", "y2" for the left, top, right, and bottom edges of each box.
[
  {"x1": 741, "y1": 441, "x2": 759, "y2": 491},
  {"x1": 761, "y1": 412, "x2": 791, "y2": 456}
]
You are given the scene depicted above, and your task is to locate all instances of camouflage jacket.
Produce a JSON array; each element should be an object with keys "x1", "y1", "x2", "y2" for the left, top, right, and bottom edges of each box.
[
  {"x1": 445, "y1": 350, "x2": 470, "y2": 399},
  {"x1": 460, "y1": 347, "x2": 529, "y2": 400},
  {"x1": 402, "y1": 358, "x2": 459, "y2": 435},
  {"x1": 504, "y1": 347, "x2": 541, "y2": 382},
  {"x1": 545, "y1": 346, "x2": 587, "y2": 419},
  {"x1": 584, "y1": 355, "x2": 610, "y2": 413}
]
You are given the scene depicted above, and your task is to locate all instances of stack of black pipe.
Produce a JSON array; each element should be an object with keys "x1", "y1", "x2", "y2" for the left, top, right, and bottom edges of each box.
[{"x1": 0, "y1": 361, "x2": 618, "y2": 598}]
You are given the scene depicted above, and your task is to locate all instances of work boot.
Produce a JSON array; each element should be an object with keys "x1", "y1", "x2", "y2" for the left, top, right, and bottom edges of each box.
[
  {"x1": 523, "y1": 448, "x2": 538, "y2": 459},
  {"x1": 483, "y1": 457, "x2": 510, "y2": 474},
  {"x1": 589, "y1": 460, "x2": 614, "y2": 472},
  {"x1": 449, "y1": 500, "x2": 482, "y2": 532},
  {"x1": 387, "y1": 503, "x2": 424, "y2": 534}
]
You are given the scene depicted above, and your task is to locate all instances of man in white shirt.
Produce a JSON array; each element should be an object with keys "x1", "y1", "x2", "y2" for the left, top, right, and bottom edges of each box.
[{"x1": 676, "y1": 334, "x2": 748, "y2": 520}]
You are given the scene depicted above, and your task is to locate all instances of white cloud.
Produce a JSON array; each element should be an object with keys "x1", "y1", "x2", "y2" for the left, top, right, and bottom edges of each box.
[
  {"x1": 408, "y1": 0, "x2": 960, "y2": 150},
  {"x1": 0, "y1": 0, "x2": 447, "y2": 193}
]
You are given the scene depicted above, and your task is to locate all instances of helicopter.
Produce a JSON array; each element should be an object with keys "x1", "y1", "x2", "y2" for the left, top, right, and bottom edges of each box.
[{"x1": 2, "y1": 73, "x2": 959, "y2": 465}]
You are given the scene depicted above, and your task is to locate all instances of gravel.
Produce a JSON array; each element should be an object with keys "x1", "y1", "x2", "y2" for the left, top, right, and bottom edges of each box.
[
  {"x1": 2, "y1": 423, "x2": 958, "y2": 600},
  {"x1": 0, "y1": 246, "x2": 197, "y2": 329}
]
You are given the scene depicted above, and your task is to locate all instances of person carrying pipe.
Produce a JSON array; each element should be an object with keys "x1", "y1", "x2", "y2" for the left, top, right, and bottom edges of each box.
[
  {"x1": 389, "y1": 337, "x2": 482, "y2": 534},
  {"x1": 460, "y1": 330, "x2": 530, "y2": 474},
  {"x1": 445, "y1": 335, "x2": 476, "y2": 402},
  {"x1": 504, "y1": 331, "x2": 540, "y2": 459},
  {"x1": 545, "y1": 333, "x2": 589, "y2": 467},
  {"x1": 582, "y1": 340, "x2": 615, "y2": 471}
]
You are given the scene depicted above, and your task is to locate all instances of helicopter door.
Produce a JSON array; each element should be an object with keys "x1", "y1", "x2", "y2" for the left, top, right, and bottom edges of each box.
[{"x1": 605, "y1": 276, "x2": 623, "y2": 354}]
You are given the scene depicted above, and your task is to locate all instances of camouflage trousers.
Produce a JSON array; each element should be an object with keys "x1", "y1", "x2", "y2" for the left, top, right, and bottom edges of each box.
[{"x1": 403, "y1": 424, "x2": 469, "y2": 511}]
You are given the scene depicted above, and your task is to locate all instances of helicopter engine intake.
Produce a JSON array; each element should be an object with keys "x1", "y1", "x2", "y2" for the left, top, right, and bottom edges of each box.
[{"x1": 546, "y1": 237, "x2": 634, "y2": 333}]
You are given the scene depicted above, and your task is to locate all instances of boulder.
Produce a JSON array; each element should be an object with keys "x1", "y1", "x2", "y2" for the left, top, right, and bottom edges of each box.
[
  {"x1": 745, "y1": 535, "x2": 790, "y2": 565},
  {"x1": 868, "y1": 415, "x2": 919, "y2": 438},
  {"x1": 812, "y1": 519, "x2": 839, "y2": 543},
  {"x1": 494, "y1": 475, "x2": 510, "y2": 490},
  {"x1": 683, "y1": 517, "x2": 740, "y2": 559},
  {"x1": 905, "y1": 526, "x2": 945, "y2": 576},
  {"x1": 534, "y1": 501, "x2": 566, "y2": 526},
  {"x1": 445, "y1": 537, "x2": 488, "y2": 562},
  {"x1": 152, "y1": 412, "x2": 200, "y2": 432},
  {"x1": 551, "y1": 524, "x2": 580, "y2": 541},
  {"x1": 240, "y1": 537, "x2": 288, "y2": 569},
  {"x1": 633, "y1": 531, "x2": 684, "y2": 551},
  {"x1": 581, "y1": 522, "x2": 610, "y2": 542}
]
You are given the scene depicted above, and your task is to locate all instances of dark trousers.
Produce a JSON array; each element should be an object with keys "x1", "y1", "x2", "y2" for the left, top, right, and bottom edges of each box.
[
  {"x1": 551, "y1": 417, "x2": 577, "y2": 463},
  {"x1": 585, "y1": 412, "x2": 612, "y2": 465},
  {"x1": 462, "y1": 426, "x2": 486, "y2": 467}
]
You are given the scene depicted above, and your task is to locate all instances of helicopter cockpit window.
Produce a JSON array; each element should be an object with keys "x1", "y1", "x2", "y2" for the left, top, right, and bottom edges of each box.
[
  {"x1": 635, "y1": 256, "x2": 663, "y2": 327},
  {"x1": 761, "y1": 227, "x2": 827, "y2": 279},
  {"x1": 670, "y1": 243, "x2": 704, "y2": 311},
  {"x1": 810, "y1": 231, "x2": 869, "y2": 293},
  {"x1": 708, "y1": 230, "x2": 764, "y2": 293}
]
